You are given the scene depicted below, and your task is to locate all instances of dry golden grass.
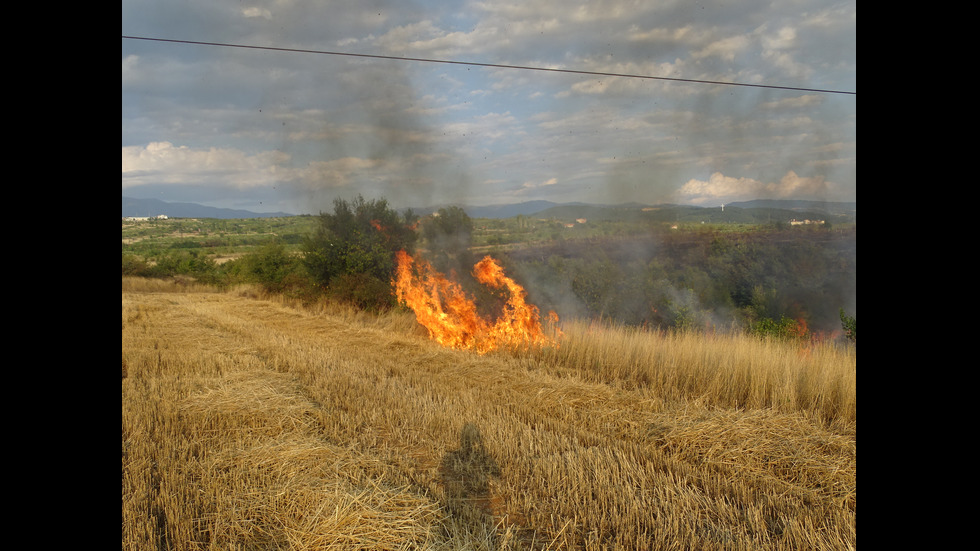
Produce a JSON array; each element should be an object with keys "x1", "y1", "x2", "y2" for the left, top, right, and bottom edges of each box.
[
  {"x1": 122, "y1": 281, "x2": 855, "y2": 550},
  {"x1": 527, "y1": 318, "x2": 856, "y2": 430}
]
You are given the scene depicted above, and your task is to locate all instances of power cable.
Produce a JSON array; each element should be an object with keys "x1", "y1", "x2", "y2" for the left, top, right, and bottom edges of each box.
[{"x1": 122, "y1": 35, "x2": 855, "y2": 96}]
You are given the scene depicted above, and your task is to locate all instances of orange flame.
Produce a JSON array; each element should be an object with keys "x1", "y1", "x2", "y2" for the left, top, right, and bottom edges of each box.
[
  {"x1": 394, "y1": 250, "x2": 561, "y2": 354},
  {"x1": 370, "y1": 219, "x2": 390, "y2": 237}
]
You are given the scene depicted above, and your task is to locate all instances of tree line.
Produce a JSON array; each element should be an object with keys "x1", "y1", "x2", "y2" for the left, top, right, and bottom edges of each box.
[{"x1": 122, "y1": 195, "x2": 855, "y2": 343}]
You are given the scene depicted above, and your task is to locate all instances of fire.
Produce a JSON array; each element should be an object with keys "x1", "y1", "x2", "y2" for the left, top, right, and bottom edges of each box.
[{"x1": 394, "y1": 250, "x2": 561, "y2": 354}]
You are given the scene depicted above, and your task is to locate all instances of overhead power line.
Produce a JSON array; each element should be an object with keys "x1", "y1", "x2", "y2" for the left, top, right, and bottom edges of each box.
[{"x1": 122, "y1": 35, "x2": 855, "y2": 96}]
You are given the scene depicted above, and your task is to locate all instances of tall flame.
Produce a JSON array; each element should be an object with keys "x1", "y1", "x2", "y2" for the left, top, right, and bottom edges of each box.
[{"x1": 394, "y1": 250, "x2": 561, "y2": 354}]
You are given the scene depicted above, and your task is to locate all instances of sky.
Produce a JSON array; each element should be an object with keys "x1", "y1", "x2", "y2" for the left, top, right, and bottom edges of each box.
[{"x1": 122, "y1": 0, "x2": 856, "y2": 216}]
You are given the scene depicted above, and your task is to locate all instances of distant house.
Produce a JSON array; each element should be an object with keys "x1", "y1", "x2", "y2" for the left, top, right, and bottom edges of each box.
[
  {"x1": 123, "y1": 215, "x2": 168, "y2": 221},
  {"x1": 789, "y1": 219, "x2": 824, "y2": 226}
]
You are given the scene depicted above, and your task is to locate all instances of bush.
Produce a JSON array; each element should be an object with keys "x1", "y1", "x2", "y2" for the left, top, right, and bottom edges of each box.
[
  {"x1": 233, "y1": 241, "x2": 303, "y2": 293},
  {"x1": 302, "y1": 195, "x2": 418, "y2": 305},
  {"x1": 751, "y1": 316, "x2": 809, "y2": 341},
  {"x1": 326, "y1": 272, "x2": 397, "y2": 312},
  {"x1": 122, "y1": 254, "x2": 154, "y2": 277},
  {"x1": 142, "y1": 250, "x2": 220, "y2": 285}
]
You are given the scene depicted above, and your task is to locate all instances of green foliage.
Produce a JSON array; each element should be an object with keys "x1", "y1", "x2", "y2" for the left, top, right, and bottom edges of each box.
[
  {"x1": 839, "y1": 308, "x2": 856, "y2": 343},
  {"x1": 326, "y1": 272, "x2": 396, "y2": 311},
  {"x1": 301, "y1": 196, "x2": 418, "y2": 309},
  {"x1": 750, "y1": 316, "x2": 809, "y2": 340},
  {"x1": 122, "y1": 254, "x2": 154, "y2": 277},
  {"x1": 147, "y1": 250, "x2": 220, "y2": 283},
  {"x1": 122, "y1": 216, "x2": 317, "y2": 258},
  {"x1": 122, "y1": 207, "x2": 854, "y2": 330},
  {"x1": 229, "y1": 241, "x2": 305, "y2": 294}
]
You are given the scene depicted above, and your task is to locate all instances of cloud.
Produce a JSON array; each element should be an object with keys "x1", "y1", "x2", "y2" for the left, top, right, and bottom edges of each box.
[
  {"x1": 692, "y1": 34, "x2": 752, "y2": 62},
  {"x1": 122, "y1": 0, "x2": 855, "y2": 212},
  {"x1": 122, "y1": 141, "x2": 292, "y2": 190},
  {"x1": 678, "y1": 170, "x2": 832, "y2": 205},
  {"x1": 760, "y1": 94, "x2": 823, "y2": 110},
  {"x1": 241, "y1": 7, "x2": 271, "y2": 20},
  {"x1": 772, "y1": 170, "x2": 830, "y2": 196},
  {"x1": 514, "y1": 176, "x2": 560, "y2": 197}
]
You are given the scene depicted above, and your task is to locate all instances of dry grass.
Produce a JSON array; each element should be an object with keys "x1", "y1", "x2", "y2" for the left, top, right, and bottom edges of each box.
[
  {"x1": 122, "y1": 282, "x2": 855, "y2": 550},
  {"x1": 526, "y1": 318, "x2": 856, "y2": 430}
]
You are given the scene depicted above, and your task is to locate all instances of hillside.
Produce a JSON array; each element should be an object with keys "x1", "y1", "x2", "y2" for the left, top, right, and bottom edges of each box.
[
  {"x1": 420, "y1": 199, "x2": 856, "y2": 223},
  {"x1": 726, "y1": 199, "x2": 856, "y2": 217},
  {"x1": 122, "y1": 196, "x2": 293, "y2": 219},
  {"x1": 123, "y1": 281, "x2": 856, "y2": 550},
  {"x1": 532, "y1": 202, "x2": 855, "y2": 225},
  {"x1": 411, "y1": 200, "x2": 572, "y2": 219},
  {"x1": 123, "y1": 195, "x2": 856, "y2": 223}
]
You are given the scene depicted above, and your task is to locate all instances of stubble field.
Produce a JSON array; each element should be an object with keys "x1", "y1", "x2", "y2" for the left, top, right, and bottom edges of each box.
[{"x1": 122, "y1": 277, "x2": 855, "y2": 550}]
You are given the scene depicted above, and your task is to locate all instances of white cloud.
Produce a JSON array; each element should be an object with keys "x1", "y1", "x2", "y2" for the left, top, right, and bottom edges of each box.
[
  {"x1": 678, "y1": 170, "x2": 831, "y2": 204},
  {"x1": 122, "y1": 0, "x2": 855, "y2": 211},
  {"x1": 761, "y1": 25, "x2": 798, "y2": 51},
  {"x1": 241, "y1": 7, "x2": 271, "y2": 20},
  {"x1": 373, "y1": 19, "x2": 497, "y2": 58},
  {"x1": 692, "y1": 34, "x2": 752, "y2": 62},
  {"x1": 122, "y1": 142, "x2": 292, "y2": 189},
  {"x1": 440, "y1": 111, "x2": 522, "y2": 145},
  {"x1": 772, "y1": 170, "x2": 828, "y2": 196},
  {"x1": 759, "y1": 24, "x2": 811, "y2": 80},
  {"x1": 519, "y1": 176, "x2": 558, "y2": 192},
  {"x1": 760, "y1": 94, "x2": 823, "y2": 110}
]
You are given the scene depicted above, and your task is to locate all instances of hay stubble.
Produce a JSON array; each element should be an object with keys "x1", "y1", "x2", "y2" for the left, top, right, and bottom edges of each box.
[{"x1": 122, "y1": 284, "x2": 854, "y2": 550}]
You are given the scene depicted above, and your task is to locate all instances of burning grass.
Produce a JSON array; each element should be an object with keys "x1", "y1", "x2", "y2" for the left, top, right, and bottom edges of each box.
[
  {"x1": 394, "y1": 251, "x2": 562, "y2": 354},
  {"x1": 123, "y1": 283, "x2": 855, "y2": 550}
]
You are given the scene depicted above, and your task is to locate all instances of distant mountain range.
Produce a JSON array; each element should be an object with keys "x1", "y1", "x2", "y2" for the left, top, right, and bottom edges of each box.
[
  {"x1": 409, "y1": 200, "x2": 571, "y2": 219},
  {"x1": 123, "y1": 195, "x2": 855, "y2": 221},
  {"x1": 725, "y1": 199, "x2": 856, "y2": 216},
  {"x1": 417, "y1": 199, "x2": 856, "y2": 222},
  {"x1": 122, "y1": 197, "x2": 293, "y2": 219}
]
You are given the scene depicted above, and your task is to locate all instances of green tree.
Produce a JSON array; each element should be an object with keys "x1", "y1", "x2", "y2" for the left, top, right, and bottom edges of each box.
[
  {"x1": 122, "y1": 254, "x2": 153, "y2": 277},
  {"x1": 152, "y1": 250, "x2": 218, "y2": 282},
  {"x1": 422, "y1": 206, "x2": 475, "y2": 276},
  {"x1": 302, "y1": 196, "x2": 417, "y2": 309},
  {"x1": 422, "y1": 206, "x2": 473, "y2": 253},
  {"x1": 750, "y1": 315, "x2": 809, "y2": 341},
  {"x1": 233, "y1": 240, "x2": 304, "y2": 294}
]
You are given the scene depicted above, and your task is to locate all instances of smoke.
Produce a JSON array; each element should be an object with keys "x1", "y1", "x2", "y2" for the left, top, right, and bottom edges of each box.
[
  {"x1": 285, "y1": 60, "x2": 460, "y2": 213},
  {"x1": 253, "y1": 1, "x2": 853, "y2": 332},
  {"x1": 269, "y1": 2, "x2": 476, "y2": 216}
]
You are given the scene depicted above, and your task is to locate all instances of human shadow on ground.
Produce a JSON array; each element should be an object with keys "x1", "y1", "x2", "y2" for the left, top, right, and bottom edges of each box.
[{"x1": 439, "y1": 422, "x2": 502, "y2": 548}]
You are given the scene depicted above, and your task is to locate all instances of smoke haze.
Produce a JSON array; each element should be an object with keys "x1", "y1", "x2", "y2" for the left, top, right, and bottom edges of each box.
[{"x1": 123, "y1": 0, "x2": 855, "y2": 215}]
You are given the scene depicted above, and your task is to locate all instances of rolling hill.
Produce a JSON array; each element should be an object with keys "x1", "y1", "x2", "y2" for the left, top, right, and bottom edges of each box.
[
  {"x1": 122, "y1": 196, "x2": 293, "y2": 219},
  {"x1": 123, "y1": 195, "x2": 855, "y2": 223}
]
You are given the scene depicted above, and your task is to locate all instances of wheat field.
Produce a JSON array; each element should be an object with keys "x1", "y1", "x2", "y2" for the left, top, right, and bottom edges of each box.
[{"x1": 122, "y1": 278, "x2": 855, "y2": 550}]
